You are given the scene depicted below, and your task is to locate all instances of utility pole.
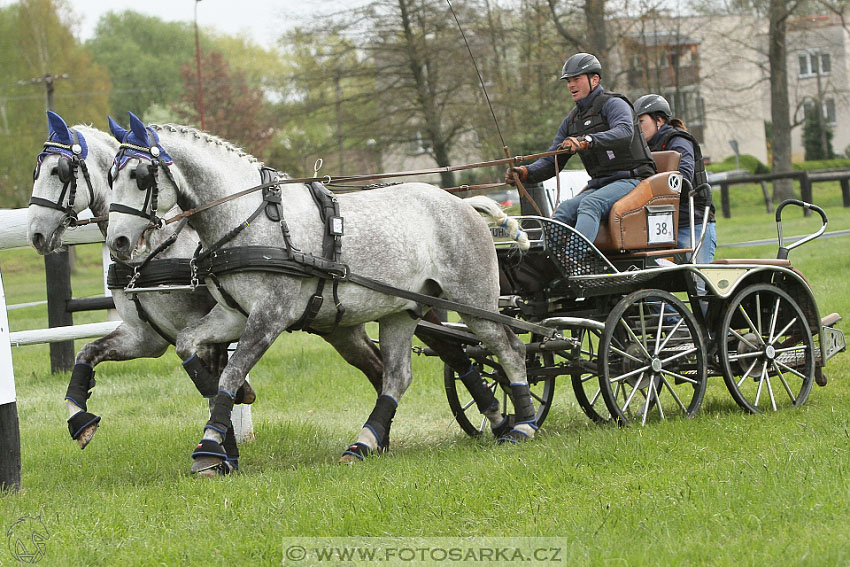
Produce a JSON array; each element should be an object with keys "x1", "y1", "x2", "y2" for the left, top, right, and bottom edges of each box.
[
  {"x1": 21, "y1": 73, "x2": 75, "y2": 373},
  {"x1": 194, "y1": 0, "x2": 206, "y2": 130}
]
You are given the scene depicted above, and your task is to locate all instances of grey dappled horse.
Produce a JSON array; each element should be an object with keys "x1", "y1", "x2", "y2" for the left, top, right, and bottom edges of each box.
[
  {"x1": 105, "y1": 114, "x2": 536, "y2": 475},
  {"x1": 27, "y1": 112, "x2": 253, "y2": 465}
]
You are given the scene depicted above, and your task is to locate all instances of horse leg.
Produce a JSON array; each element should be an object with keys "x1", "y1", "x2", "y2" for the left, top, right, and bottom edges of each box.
[
  {"x1": 180, "y1": 305, "x2": 283, "y2": 477},
  {"x1": 322, "y1": 324, "x2": 383, "y2": 394},
  {"x1": 340, "y1": 313, "x2": 418, "y2": 463},
  {"x1": 65, "y1": 324, "x2": 170, "y2": 449},
  {"x1": 184, "y1": 342, "x2": 256, "y2": 404},
  {"x1": 414, "y1": 310, "x2": 503, "y2": 426},
  {"x1": 462, "y1": 317, "x2": 536, "y2": 443}
]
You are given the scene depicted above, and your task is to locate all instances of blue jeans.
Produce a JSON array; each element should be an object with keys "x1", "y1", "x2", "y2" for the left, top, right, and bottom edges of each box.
[{"x1": 552, "y1": 178, "x2": 641, "y2": 242}]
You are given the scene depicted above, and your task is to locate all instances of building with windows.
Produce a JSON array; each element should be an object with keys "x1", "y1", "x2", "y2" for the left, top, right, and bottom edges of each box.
[{"x1": 787, "y1": 14, "x2": 849, "y2": 160}]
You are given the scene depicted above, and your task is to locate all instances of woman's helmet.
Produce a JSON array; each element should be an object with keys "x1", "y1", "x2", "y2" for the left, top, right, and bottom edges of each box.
[{"x1": 633, "y1": 94, "x2": 672, "y2": 119}]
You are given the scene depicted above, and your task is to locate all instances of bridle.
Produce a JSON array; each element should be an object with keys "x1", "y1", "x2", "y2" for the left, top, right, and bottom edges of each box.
[
  {"x1": 107, "y1": 130, "x2": 178, "y2": 229},
  {"x1": 29, "y1": 130, "x2": 96, "y2": 227}
]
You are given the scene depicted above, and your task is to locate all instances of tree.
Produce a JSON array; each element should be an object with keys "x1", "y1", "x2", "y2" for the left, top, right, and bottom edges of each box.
[
  {"x1": 0, "y1": 0, "x2": 111, "y2": 207},
  {"x1": 175, "y1": 50, "x2": 274, "y2": 159},
  {"x1": 768, "y1": 0, "x2": 796, "y2": 201},
  {"x1": 87, "y1": 11, "x2": 200, "y2": 120},
  {"x1": 802, "y1": 102, "x2": 834, "y2": 159}
]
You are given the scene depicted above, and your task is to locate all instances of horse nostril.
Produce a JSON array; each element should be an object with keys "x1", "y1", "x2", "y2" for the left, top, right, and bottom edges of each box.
[
  {"x1": 32, "y1": 233, "x2": 45, "y2": 249},
  {"x1": 113, "y1": 236, "x2": 130, "y2": 255}
]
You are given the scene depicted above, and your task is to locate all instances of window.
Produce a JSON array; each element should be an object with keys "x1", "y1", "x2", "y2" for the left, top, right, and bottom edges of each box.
[
  {"x1": 825, "y1": 98, "x2": 836, "y2": 124},
  {"x1": 799, "y1": 51, "x2": 831, "y2": 78},
  {"x1": 801, "y1": 98, "x2": 837, "y2": 125}
]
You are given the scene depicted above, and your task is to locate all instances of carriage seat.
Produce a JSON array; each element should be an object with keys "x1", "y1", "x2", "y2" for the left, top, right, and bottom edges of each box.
[{"x1": 592, "y1": 151, "x2": 683, "y2": 253}]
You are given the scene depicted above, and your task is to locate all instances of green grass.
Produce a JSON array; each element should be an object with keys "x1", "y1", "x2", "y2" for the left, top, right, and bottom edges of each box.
[{"x1": 2, "y1": 190, "x2": 850, "y2": 566}]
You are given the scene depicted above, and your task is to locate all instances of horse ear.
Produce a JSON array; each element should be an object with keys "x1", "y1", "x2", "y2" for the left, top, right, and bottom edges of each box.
[
  {"x1": 46, "y1": 110, "x2": 72, "y2": 144},
  {"x1": 107, "y1": 115, "x2": 128, "y2": 142},
  {"x1": 128, "y1": 111, "x2": 148, "y2": 144}
]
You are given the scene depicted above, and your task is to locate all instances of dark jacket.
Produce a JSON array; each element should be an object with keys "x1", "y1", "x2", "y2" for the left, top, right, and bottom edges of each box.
[
  {"x1": 648, "y1": 124, "x2": 715, "y2": 225},
  {"x1": 526, "y1": 86, "x2": 656, "y2": 188}
]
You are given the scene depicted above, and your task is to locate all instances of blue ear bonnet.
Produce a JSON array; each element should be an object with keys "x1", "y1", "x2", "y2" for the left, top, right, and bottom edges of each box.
[
  {"x1": 112, "y1": 123, "x2": 173, "y2": 172},
  {"x1": 36, "y1": 128, "x2": 89, "y2": 167}
]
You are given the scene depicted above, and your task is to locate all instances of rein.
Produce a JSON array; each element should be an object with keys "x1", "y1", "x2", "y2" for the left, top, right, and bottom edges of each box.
[{"x1": 104, "y1": 146, "x2": 575, "y2": 229}]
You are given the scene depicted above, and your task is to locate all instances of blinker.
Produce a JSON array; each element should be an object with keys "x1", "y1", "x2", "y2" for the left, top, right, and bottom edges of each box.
[
  {"x1": 134, "y1": 162, "x2": 156, "y2": 190},
  {"x1": 52, "y1": 157, "x2": 74, "y2": 184}
]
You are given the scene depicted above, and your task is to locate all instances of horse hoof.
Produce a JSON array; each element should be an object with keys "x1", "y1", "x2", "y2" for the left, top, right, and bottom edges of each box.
[
  {"x1": 234, "y1": 382, "x2": 256, "y2": 405},
  {"x1": 76, "y1": 424, "x2": 98, "y2": 449},
  {"x1": 339, "y1": 453, "x2": 360, "y2": 465},
  {"x1": 191, "y1": 456, "x2": 234, "y2": 477},
  {"x1": 497, "y1": 427, "x2": 534, "y2": 445}
]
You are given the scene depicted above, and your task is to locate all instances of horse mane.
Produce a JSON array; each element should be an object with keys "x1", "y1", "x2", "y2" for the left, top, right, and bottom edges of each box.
[{"x1": 148, "y1": 123, "x2": 261, "y2": 168}]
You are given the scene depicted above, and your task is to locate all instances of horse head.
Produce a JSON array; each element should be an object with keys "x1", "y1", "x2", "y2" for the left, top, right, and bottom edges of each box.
[
  {"x1": 106, "y1": 112, "x2": 185, "y2": 261},
  {"x1": 28, "y1": 111, "x2": 117, "y2": 254},
  {"x1": 107, "y1": 113, "x2": 263, "y2": 261}
]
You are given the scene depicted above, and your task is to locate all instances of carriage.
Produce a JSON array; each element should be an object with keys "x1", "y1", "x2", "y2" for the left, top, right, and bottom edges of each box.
[{"x1": 424, "y1": 151, "x2": 847, "y2": 431}]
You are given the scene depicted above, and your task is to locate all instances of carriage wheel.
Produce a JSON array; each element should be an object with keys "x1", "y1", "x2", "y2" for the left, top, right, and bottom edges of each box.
[
  {"x1": 718, "y1": 283, "x2": 814, "y2": 413},
  {"x1": 549, "y1": 327, "x2": 611, "y2": 424},
  {"x1": 599, "y1": 289, "x2": 707, "y2": 426},
  {"x1": 444, "y1": 340, "x2": 556, "y2": 436}
]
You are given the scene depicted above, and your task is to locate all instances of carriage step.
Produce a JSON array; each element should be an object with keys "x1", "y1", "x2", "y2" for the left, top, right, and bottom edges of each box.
[{"x1": 822, "y1": 312, "x2": 841, "y2": 328}]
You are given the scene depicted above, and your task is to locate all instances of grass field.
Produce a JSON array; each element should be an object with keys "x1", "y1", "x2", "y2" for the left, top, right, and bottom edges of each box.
[{"x1": 2, "y1": 183, "x2": 850, "y2": 566}]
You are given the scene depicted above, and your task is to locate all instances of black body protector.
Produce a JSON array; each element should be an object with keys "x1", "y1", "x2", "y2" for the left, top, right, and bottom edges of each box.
[
  {"x1": 565, "y1": 91, "x2": 656, "y2": 181},
  {"x1": 649, "y1": 127, "x2": 715, "y2": 225}
]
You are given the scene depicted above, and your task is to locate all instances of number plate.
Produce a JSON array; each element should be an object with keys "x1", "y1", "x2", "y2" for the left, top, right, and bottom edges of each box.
[{"x1": 647, "y1": 212, "x2": 675, "y2": 245}]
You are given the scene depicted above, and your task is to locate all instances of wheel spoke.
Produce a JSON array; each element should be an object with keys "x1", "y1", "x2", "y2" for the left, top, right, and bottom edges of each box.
[
  {"x1": 659, "y1": 346, "x2": 698, "y2": 365},
  {"x1": 660, "y1": 367, "x2": 699, "y2": 385},
  {"x1": 621, "y1": 375, "x2": 644, "y2": 412},
  {"x1": 657, "y1": 316, "x2": 686, "y2": 354},
  {"x1": 728, "y1": 350, "x2": 761, "y2": 362},
  {"x1": 658, "y1": 374, "x2": 689, "y2": 412},
  {"x1": 753, "y1": 360, "x2": 768, "y2": 407},
  {"x1": 729, "y1": 327, "x2": 762, "y2": 349},
  {"x1": 639, "y1": 300, "x2": 649, "y2": 353},
  {"x1": 641, "y1": 375, "x2": 655, "y2": 425},
  {"x1": 611, "y1": 344, "x2": 645, "y2": 365},
  {"x1": 608, "y1": 364, "x2": 652, "y2": 384},
  {"x1": 765, "y1": 369, "x2": 777, "y2": 411},
  {"x1": 619, "y1": 317, "x2": 652, "y2": 360},
  {"x1": 767, "y1": 296, "x2": 781, "y2": 343},
  {"x1": 770, "y1": 316, "x2": 799, "y2": 346},
  {"x1": 737, "y1": 303, "x2": 765, "y2": 344},
  {"x1": 461, "y1": 397, "x2": 476, "y2": 412},
  {"x1": 773, "y1": 358, "x2": 807, "y2": 380},
  {"x1": 652, "y1": 377, "x2": 665, "y2": 420},
  {"x1": 736, "y1": 357, "x2": 761, "y2": 388},
  {"x1": 653, "y1": 301, "x2": 667, "y2": 356},
  {"x1": 772, "y1": 361, "x2": 798, "y2": 404}
]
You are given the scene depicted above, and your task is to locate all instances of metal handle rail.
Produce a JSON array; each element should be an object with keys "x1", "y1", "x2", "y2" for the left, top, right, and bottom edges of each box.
[{"x1": 775, "y1": 200, "x2": 828, "y2": 260}]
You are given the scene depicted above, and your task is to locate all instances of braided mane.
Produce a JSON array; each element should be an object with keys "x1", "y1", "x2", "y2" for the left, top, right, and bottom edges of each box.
[{"x1": 149, "y1": 123, "x2": 260, "y2": 166}]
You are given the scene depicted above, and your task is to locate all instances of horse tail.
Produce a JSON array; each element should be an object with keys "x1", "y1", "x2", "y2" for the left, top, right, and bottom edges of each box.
[{"x1": 464, "y1": 196, "x2": 529, "y2": 251}]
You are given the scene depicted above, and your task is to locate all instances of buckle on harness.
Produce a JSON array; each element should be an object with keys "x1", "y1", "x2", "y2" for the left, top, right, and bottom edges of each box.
[{"x1": 305, "y1": 293, "x2": 324, "y2": 318}]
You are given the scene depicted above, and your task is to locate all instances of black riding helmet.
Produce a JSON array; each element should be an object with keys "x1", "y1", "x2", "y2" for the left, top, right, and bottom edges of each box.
[
  {"x1": 560, "y1": 53, "x2": 602, "y2": 80},
  {"x1": 633, "y1": 94, "x2": 672, "y2": 120}
]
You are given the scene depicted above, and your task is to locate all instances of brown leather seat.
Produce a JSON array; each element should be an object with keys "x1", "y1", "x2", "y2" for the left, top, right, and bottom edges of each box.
[{"x1": 592, "y1": 151, "x2": 683, "y2": 252}]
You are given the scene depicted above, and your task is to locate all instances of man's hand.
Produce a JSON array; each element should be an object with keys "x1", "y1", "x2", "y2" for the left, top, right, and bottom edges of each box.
[
  {"x1": 504, "y1": 166, "x2": 528, "y2": 186},
  {"x1": 558, "y1": 136, "x2": 590, "y2": 153}
]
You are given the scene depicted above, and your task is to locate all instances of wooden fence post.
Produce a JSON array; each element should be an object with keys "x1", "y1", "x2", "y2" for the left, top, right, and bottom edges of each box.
[
  {"x1": 799, "y1": 172, "x2": 812, "y2": 217},
  {"x1": 44, "y1": 250, "x2": 75, "y2": 373},
  {"x1": 720, "y1": 182, "x2": 731, "y2": 218},
  {"x1": 841, "y1": 178, "x2": 850, "y2": 208}
]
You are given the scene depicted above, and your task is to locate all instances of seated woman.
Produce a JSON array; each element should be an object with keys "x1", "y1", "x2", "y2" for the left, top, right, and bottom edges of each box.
[{"x1": 633, "y1": 94, "x2": 717, "y2": 268}]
